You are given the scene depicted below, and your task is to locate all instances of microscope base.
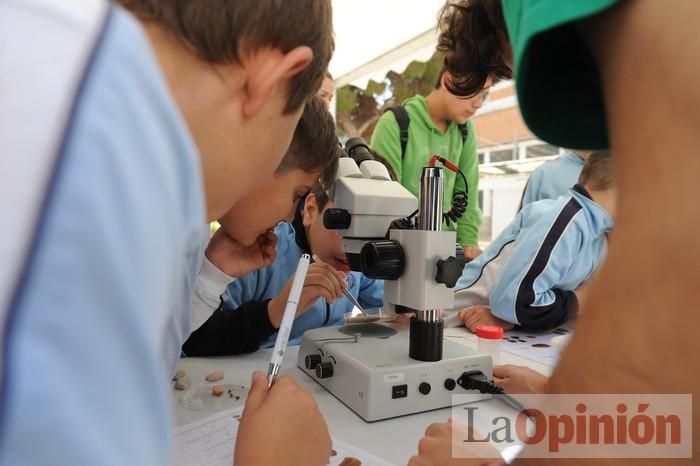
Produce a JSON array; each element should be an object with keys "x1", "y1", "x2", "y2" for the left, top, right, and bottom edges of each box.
[{"x1": 297, "y1": 323, "x2": 492, "y2": 422}]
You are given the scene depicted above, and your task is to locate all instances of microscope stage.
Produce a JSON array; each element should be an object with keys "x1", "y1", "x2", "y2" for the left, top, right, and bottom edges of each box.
[{"x1": 298, "y1": 323, "x2": 493, "y2": 422}]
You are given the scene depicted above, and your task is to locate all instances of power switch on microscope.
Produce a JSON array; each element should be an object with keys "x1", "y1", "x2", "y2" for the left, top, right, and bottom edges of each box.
[{"x1": 391, "y1": 384, "x2": 408, "y2": 399}]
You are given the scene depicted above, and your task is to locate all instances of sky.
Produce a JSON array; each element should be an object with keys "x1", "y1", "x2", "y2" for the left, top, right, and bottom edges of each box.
[{"x1": 329, "y1": 0, "x2": 446, "y2": 79}]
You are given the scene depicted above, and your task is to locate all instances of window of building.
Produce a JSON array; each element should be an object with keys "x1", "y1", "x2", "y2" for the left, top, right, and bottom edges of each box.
[
  {"x1": 478, "y1": 189, "x2": 492, "y2": 243},
  {"x1": 489, "y1": 148, "x2": 516, "y2": 163},
  {"x1": 525, "y1": 143, "x2": 559, "y2": 159}
]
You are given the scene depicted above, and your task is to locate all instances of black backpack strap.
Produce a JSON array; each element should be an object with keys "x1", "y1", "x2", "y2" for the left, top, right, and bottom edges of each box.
[
  {"x1": 385, "y1": 106, "x2": 410, "y2": 160},
  {"x1": 457, "y1": 122, "x2": 469, "y2": 144}
]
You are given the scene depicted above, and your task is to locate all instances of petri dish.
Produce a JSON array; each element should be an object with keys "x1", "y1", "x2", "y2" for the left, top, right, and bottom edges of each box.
[{"x1": 180, "y1": 381, "x2": 248, "y2": 412}]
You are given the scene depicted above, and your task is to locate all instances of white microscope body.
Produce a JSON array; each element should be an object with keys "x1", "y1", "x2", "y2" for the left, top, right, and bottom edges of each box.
[{"x1": 297, "y1": 138, "x2": 492, "y2": 421}]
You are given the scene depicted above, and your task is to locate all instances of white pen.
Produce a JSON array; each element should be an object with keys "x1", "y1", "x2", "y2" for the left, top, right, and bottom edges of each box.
[{"x1": 267, "y1": 253, "x2": 311, "y2": 387}]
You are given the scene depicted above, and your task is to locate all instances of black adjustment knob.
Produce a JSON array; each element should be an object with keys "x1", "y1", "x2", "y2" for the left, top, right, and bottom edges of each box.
[
  {"x1": 360, "y1": 240, "x2": 405, "y2": 280},
  {"x1": 435, "y1": 256, "x2": 465, "y2": 288},
  {"x1": 305, "y1": 354, "x2": 322, "y2": 370},
  {"x1": 315, "y1": 362, "x2": 334, "y2": 379},
  {"x1": 418, "y1": 382, "x2": 431, "y2": 395},
  {"x1": 444, "y1": 378, "x2": 456, "y2": 391},
  {"x1": 323, "y1": 208, "x2": 351, "y2": 230}
]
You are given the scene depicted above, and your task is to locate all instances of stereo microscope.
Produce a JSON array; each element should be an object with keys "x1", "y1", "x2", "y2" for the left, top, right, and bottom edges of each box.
[{"x1": 297, "y1": 138, "x2": 492, "y2": 421}]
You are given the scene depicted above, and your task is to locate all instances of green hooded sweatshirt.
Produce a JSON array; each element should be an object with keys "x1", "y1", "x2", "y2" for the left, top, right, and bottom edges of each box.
[{"x1": 370, "y1": 95, "x2": 482, "y2": 246}]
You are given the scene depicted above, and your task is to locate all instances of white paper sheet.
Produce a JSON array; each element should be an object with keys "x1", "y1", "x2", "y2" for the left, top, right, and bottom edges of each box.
[
  {"x1": 445, "y1": 325, "x2": 573, "y2": 368},
  {"x1": 499, "y1": 326, "x2": 572, "y2": 367},
  {"x1": 173, "y1": 407, "x2": 394, "y2": 466}
]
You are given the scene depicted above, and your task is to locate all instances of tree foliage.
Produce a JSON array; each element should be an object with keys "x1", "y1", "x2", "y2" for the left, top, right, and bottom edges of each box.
[{"x1": 335, "y1": 51, "x2": 443, "y2": 140}]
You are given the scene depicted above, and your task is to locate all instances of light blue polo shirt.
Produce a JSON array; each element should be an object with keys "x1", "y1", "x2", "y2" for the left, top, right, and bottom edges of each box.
[
  {"x1": 521, "y1": 151, "x2": 585, "y2": 207},
  {"x1": 0, "y1": 5, "x2": 205, "y2": 465}
]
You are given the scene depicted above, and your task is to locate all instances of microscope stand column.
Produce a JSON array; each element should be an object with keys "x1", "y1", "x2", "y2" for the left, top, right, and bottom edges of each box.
[{"x1": 410, "y1": 166, "x2": 445, "y2": 362}]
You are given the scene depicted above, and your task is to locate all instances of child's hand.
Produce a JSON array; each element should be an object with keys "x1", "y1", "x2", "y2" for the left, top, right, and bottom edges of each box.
[
  {"x1": 267, "y1": 263, "x2": 347, "y2": 328},
  {"x1": 408, "y1": 417, "x2": 502, "y2": 466},
  {"x1": 493, "y1": 364, "x2": 549, "y2": 395},
  {"x1": 236, "y1": 372, "x2": 331, "y2": 466},
  {"x1": 390, "y1": 312, "x2": 415, "y2": 325},
  {"x1": 463, "y1": 246, "x2": 483, "y2": 261},
  {"x1": 205, "y1": 228, "x2": 277, "y2": 278},
  {"x1": 458, "y1": 305, "x2": 514, "y2": 333}
]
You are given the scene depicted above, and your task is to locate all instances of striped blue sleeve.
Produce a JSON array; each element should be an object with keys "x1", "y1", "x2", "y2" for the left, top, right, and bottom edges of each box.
[{"x1": 489, "y1": 200, "x2": 582, "y2": 330}]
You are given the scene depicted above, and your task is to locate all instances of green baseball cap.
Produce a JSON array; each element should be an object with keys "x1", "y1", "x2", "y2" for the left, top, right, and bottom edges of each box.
[{"x1": 502, "y1": 0, "x2": 617, "y2": 150}]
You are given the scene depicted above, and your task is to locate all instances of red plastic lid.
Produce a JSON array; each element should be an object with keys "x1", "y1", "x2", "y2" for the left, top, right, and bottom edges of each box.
[{"x1": 475, "y1": 325, "x2": 504, "y2": 339}]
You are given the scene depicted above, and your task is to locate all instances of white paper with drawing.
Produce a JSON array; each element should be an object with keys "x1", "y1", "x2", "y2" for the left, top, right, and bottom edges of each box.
[
  {"x1": 172, "y1": 407, "x2": 394, "y2": 466},
  {"x1": 446, "y1": 325, "x2": 573, "y2": 368},
  {"x1": 499, "y1": 326, "x2": 572, "y2": 367}
]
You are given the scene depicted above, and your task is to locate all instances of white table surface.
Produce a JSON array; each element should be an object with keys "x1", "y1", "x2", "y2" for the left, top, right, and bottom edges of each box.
[{"x1": 172, "y1": 327, "x2": 554, "y2": 466}]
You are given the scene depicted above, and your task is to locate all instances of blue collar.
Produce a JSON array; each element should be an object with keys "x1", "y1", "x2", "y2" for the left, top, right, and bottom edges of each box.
[{"x1": 572, "y1": 183, "x2": 592, "y2": 200}]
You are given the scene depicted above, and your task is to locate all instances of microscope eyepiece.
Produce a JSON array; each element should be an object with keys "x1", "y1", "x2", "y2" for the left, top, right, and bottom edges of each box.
[
  {"x1": 323, "y1": 208, "x2": 351, "y2": 230},
  {"x1": 344, "y1": 137, "x2": 374, "y2": 165}
]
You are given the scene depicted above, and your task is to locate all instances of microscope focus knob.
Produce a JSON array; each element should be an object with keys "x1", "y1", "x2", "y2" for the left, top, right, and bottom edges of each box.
[
  {"x1": 360, "y1": 240, "x2": 405, "y2": 280},
  {"x1": 305, "y1": 354, "x2": 322, "y2": 370},
  {"x1": 323, "y1": 208, "x2": 352, "y2": 230},
  {"x1": 435, "y1": 256, "x2": 465, "y2": 288},
  {"x1": 315, "y1": 362, "x2": 334, "y2": 379}
]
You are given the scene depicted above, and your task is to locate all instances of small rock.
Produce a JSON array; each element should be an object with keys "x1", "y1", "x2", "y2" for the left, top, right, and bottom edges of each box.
[
  {"x1": 172, "y1": 369, "x2": 186, "y2": 381},
  {"x1": 174, "y1": 377, "x2": 191, "y2": 391},
  {"x1": 339, "y1": 457, "x2": 362, "y2": 466},
  {"x1": 212, "y1": 384, "x2": 225, "y2": 396},
  {"x1": 205, "y1": 370, "x2": 224, "y2": 382}
]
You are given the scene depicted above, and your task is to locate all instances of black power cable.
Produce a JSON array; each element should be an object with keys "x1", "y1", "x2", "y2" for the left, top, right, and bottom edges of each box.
[
  {"x1": 457, "y1": 371, "x2": 526, "y2": 413},
  {"x1": 445, "y1": 169, "x2": 469, "y2": 227}
]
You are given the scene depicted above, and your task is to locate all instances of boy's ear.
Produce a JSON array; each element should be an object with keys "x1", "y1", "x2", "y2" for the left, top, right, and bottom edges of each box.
[
  {"x1": 302, "y1": 194, "x2": 318, "y2": 228},
  {"x1": 241, "y1": 46, "x2": 314, "y2": 118}
]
